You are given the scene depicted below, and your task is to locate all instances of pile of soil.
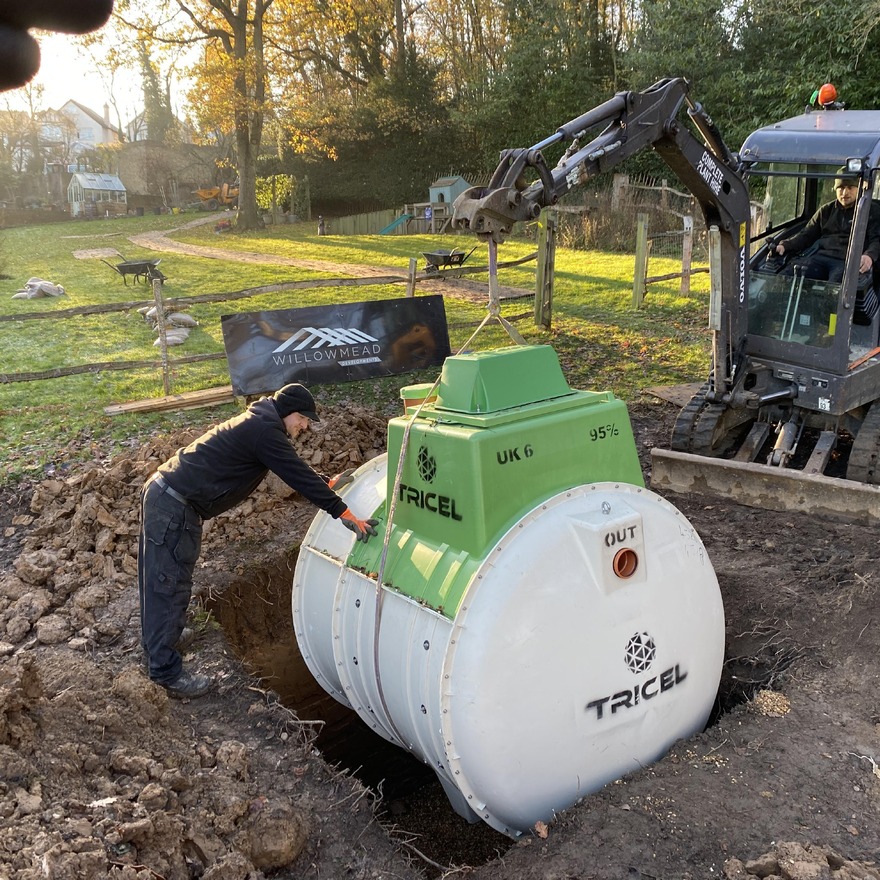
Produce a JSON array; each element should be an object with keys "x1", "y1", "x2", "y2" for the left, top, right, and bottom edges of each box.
[{"x1": 2, "y1": 397, "x2": 880, "y2": 879}]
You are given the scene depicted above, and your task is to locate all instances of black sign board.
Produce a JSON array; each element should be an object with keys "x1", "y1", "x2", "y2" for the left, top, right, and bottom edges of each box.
[{"x1": 221, "y1": 295, "x2": 451, "y2": 396}]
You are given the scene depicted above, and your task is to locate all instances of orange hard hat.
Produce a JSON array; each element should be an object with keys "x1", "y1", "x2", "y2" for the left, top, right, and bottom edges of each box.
[{"x1": 817, "y1": 83, "x2": 837, "y2": 105}]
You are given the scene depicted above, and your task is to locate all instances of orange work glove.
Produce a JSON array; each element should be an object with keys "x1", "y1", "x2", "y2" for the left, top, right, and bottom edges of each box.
[
  {"x1": 340, "y1": 509, "x2": 379, "y2": 543},
  {"x1": 328, "y1": 467, "x2": 356, "y2": 490}
]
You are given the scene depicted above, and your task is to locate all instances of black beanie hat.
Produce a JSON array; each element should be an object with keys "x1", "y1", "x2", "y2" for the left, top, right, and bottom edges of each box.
[
  {"x1": 835, "y1": 166, "x2": 859, "y2": 188},
  {"x1": 273, "y1": 384, "x2": 320, "y2": 421}
]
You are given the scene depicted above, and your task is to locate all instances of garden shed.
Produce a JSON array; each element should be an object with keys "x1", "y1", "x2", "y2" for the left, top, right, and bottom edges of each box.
[
  {"x1": 428, "y1": 175, "x2": 471, "y2": 206},
  {"x1": 67, "y1": 172, "x2": 128, "y2": 218}
]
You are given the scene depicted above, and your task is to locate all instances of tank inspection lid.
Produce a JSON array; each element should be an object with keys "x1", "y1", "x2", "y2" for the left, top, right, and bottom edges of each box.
[{"x1": 435, "y1": 345, "x2": 574, "y2": 414}]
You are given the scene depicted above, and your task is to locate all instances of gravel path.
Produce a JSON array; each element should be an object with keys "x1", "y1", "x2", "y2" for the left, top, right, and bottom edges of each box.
[{"x1": 126, "y1": 219, "x2": 533, "y2": 303}]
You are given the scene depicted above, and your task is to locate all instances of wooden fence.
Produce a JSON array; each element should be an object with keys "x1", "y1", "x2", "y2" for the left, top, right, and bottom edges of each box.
[
  {"x1": 324, "y1": 208, "x2": 402, "y2": 236},
  {"x1": 631, "y1": 212, "x2": 708, "y2": 307},
  {"x1": 0, "y1": 274, "x2": 409, "y2": 387},
  {"x1": 321, "y1": 203, "x2": 456, "y2": 236},
  {"x1": 2, "y1": 252, "x2": 542, "y2": 401}
]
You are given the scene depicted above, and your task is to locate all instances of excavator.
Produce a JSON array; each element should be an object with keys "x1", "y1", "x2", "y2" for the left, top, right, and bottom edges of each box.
[
  {"x1": 451, "y1": 77, "x2": 880, "y2": 521},
  {"x1": 192, "y1": 181, "x2": 239, "y2": 211}
]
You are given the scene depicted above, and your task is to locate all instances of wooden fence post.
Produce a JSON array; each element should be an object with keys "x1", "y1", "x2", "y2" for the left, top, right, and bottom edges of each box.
[
  {"x1": 152, "y1": 276, "x2": 171, "y2": 396},
  {"x1": 406, "y1": 258, "x2": 417, "y2": 297},
  {"x1": 611, "y1": 174, "x2": 628, "y2": 211},
  {"x1": 632, "y1": 213, "x2": 649, "y2": 309},
  {"x1": 680, "y1": 215, "x2": 694, "y2": 297},
  {"x1": 535, "y1": 207, "x2": 557, "y2": 329}
]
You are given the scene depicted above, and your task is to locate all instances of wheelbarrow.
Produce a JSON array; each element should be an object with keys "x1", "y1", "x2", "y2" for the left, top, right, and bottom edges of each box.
[
  {"x1": 101, "y1": 258, "x2": 166, "y2": 285},
  {"x1": 422, "y1": 246, "x2": 477, "y2": 274}
]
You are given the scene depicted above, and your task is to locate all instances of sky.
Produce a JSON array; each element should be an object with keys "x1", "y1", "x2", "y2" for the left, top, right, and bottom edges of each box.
[
  {"x1": 5, "y1": 33, "x2": 141, "y2": 121},
  {"x1": 4, "y1": 30, "x2": 199, "y2": 132}
]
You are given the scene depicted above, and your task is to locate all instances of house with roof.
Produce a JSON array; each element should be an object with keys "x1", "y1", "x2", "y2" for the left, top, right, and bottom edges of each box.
[
  {"x1": 38, "y1": 108, "x2": 79, "y2": 164},
  {"x1": 57, "y1": 100, "x2": 122, "y2": 155},
  {"x1": 0, "y1": 96, "x2": 222, "y2": 215}
]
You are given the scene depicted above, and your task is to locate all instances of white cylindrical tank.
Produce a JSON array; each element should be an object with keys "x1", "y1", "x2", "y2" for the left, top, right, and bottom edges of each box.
[{"x1": 293, "y1": 454, "x2": 724, "y2": 838}]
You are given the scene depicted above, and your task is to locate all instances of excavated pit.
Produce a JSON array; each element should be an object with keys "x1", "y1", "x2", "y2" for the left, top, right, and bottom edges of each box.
[
  {"x1": 207, "y1": 546, "x2": 787, "y2": 870},
  {"x1": 207, "y1": 550, "x2": 514, "y2": 870}
]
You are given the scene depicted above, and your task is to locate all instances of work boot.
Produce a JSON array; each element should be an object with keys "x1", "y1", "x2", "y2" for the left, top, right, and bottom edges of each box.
[
  {"x1": 163, "y1": 669, "x2": 212, "y2": 699},
  {"x1": 176, "y1": 627, "x2": 196, "y2": 652},
  {"x1": 141, "y1": 627, "x2": 196, "y2": 669}
]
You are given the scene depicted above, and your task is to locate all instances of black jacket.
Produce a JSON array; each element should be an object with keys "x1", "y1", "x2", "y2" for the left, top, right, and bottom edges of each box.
[
  {"x1": 781, "y1": 200, "x2": 880, "y2": 263},
  {"x1": 158, "y1": 398, "x2": 348, "y2": 521}
]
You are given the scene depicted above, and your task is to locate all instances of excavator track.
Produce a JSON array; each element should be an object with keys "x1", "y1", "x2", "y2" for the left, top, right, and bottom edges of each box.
[
  {"x1": 670, "y1": 383, "x2": 750, "y2": 457},
  {"x1": 670, "y1": 384, "x2": 711, "y2": 453},
  {"x1": 690, "y1": 403, "x2": 743, "y2": 457},
  {"x1": 846, "y1": 401, "x2": 880, "y2": 485}
]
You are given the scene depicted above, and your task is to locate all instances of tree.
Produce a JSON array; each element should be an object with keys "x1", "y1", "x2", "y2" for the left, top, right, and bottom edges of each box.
[
  {"x1": 415, "y1": 0, "x2": 508, "y2": 111},
  {"x1": 446, "y1": 0, "x2": 631, "y2": 173},
  {"x1": 139, "y1": 45, "x2": 176, "y2": 142},
  {"x1": 734, "y1": 0, "x2": 880, "y2": 129},
  {"x1": 77, "y1": 31, "x2": 140, "y2": 139},
  {"x1": 117, "y1": 0, "x2": 274, "y2": 229},
  {"x1": 265, "y1": 0, "x2": 459, "y2": 210},
  {"x1": 618, "y1": 0, "x2": 744, "y2": 179},
  {"x1": 183, "y1": 0, "x2": 273, "y2": 228},
  {"x1": 0, "y1": 85, "x2": 78, "y2": 206}
]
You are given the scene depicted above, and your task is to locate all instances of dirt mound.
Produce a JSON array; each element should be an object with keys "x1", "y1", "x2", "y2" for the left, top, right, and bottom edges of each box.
[
  {"x1": 0, "y1": 403, "x2": 409, "y2": 880},
  {"x1": 1, "y1": 402, "x2": 387, "y2": 652},
  {"x1": 1, "y1": 651, "x2": 309, "y2": 879},
  {"x1": 725, "y1": 841, "x2": 880, "y2": 879}
]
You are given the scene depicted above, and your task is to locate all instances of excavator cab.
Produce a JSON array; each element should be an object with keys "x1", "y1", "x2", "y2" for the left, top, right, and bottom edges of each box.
[
  {"x1": 662, "y1": 110, "x2": 880, "y2": 506},
  {"x1": 747, "y1": 162, "x2": 880, "y2": 354}
]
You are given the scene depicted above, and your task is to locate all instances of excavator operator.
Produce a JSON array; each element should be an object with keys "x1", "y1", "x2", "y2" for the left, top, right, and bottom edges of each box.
[{"x1": 773, "y1": 167, "x2": 880, "y2": 282}]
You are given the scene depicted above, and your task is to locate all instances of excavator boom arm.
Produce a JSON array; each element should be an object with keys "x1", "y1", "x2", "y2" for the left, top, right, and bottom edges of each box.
[
  {"x1": 452, "y1": 76, "x2": 752, "y2": 393},
  {"x1": 452, "y1": 78, "x2": 748, "y2": 240}
]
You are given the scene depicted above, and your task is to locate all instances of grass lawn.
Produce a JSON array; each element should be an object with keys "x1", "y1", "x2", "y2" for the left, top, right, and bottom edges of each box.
[{"x1": 0, "y1": 213, "x2": 711, "y2": 485}]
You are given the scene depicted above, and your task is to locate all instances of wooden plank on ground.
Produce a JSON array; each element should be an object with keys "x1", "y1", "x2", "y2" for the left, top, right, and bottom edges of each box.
[
  {"x1": 104, "y1": 385, "x2": 236, "y2": 416},
  {"x1": 644, "y1": 381, "x2": 703, "y2": 408}
]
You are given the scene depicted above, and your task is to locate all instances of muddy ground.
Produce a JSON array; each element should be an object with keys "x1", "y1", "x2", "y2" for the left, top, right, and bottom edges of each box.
[{"x1": 2, "y1": 396, "x2": 880, "y2": 880}]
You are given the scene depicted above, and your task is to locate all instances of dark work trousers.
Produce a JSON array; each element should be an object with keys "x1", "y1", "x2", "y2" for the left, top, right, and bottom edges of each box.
[
  {"x1": 787, "y1": 253, "x2": 846, "y2": 282},
  {"x1": 138, "y1": 476, "x2": 203, "y2": 685}
]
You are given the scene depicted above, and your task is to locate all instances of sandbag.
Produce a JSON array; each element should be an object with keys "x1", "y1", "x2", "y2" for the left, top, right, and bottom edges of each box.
[
  {"x1": 11, "y1": 278, "x2": 66, "y2": 299},
  {"x1": 166, "y1": 312, "x2": 198, "y2": 327}
]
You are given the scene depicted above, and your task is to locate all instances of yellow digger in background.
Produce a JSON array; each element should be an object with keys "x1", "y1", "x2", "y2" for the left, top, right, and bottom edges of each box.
[{"x1": 192, "y1": 182, "x2": 239, "y2": 211}]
